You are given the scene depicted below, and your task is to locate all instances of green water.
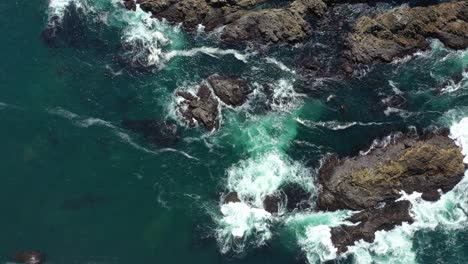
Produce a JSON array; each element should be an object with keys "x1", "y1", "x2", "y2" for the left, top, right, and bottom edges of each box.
[{"x1": 0, "y1": 0, "x2": 467, "y2": 263}]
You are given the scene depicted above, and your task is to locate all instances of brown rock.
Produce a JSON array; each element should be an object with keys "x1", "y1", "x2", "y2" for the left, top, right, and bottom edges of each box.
[
  {"x1": 177, "y1": 84, "x2": 219, "y2": 130},
  {"x1": 207, "y1": 75, "x2": 251, "y2": 106},
  {"x1": 317, "y1": 133, "x2": 465, "y2": 211},
  {"x1": 344, "y1": 1, "x2": 468, "y2": 65}
]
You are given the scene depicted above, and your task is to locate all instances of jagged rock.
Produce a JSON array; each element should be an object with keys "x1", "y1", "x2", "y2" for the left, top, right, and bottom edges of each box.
[
  {"x1": 177, "y1": 85, "x2": 220, "y2": 130},
  {"x1": 207, "y1": 75, "x2": 251, "y2": 106},
  {"x1": 121, "y1": 119, "x2": 179, "y2": 146},
  {"x1": 224, "y1": 192, "x2": 241, "y2": 203},
  {"x1": 126, "y1": 0, "x2": 327, "y2": 43},
  {"x1": 331, "y1": 200, "x2": 414, "y2": 253},
  {"x1": 344, "y1": 1, "x2": 468, "y2": 65},
  {"x1": 317, "y1": 133, "x2": 465, "y2": 211}
]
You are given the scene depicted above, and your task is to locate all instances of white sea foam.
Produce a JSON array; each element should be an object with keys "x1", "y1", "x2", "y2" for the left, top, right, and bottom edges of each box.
[
  {"x1": 265, "y1": 57, "x2": 296, "y2": 74},
  {"x1": 296, "y1": 119, "x2": 390, "y2": 131},
  {"x1": 215, "y1": 151, "x2": 314, "y2": 253},
  {"x1": 164, "y1": 47, "x2": 252, "y2": 63},
  {"x1": 268, "y1": 79, "x2": 305, "y2": 112},
  {"x1": 119, "y1": 5, "x2": 178, "y2": 67},
  {"x1": 226, "y1": 151, "x2": 314, "y2": 207},
  {"x1": 285, "y1": 210, "x2": 353, "y2": 263},
  {"x1": 216, "y1": 202, "x2": 272, "y2": 254},
  {"x1": 440, "y1": 71, "x2": 468, "y2": 94}
]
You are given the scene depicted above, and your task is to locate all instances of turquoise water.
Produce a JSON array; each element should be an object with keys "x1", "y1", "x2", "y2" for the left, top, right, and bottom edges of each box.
[{"x1": 0, "y1": 0, "x2": 467, "y2": 263}]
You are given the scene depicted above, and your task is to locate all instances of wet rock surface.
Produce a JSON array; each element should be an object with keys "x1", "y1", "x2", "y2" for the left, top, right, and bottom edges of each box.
[
  {"x1": 344, "y1": 1, "x2": 468, "y2": 65},
  {"x1": 125, "y1": 0, "x2": 327, "y2": 43},
  {"x1": 177, "y1": 84, "x2": 220, "y2": 130},
  {"x1": 318, "y1": 131, "x2": 465, "y2": 253},
  {"x1": 177, "y1": 76, "x2": 251, "y2": 130},
  {"x1": 207, "y1": 75, "x2": 251, "y2": 106},
  {"x1": 224, "y1": 192, "x2": 241, "y2": 203},
  {"x1": 331, "y1": 200, "x2": 413, "y2": 253},
  {"x1": 317, "y1": 133, "x2": 465, "y2": 211}
]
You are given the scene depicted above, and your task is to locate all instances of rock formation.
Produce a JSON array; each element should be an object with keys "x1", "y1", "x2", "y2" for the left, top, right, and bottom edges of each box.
[
  {"x1": 177, "y1": 75, "x2": 251, "y2": 130},
  {"x1": 125, "y1": 0, "x2": 327, "y2": 43},
  {"x1": 317, "y1": 133, "x2": 465, "y2": 211},
  {"x1": 344, "y1": 1, "x2": 468, "y2": 65},
  {"x1": 317, "y1": 131, "x2": 465, "y2": 252},
  {"x1": 207, "y1": 75, "x2": 251, "y2": 106},
  {"x1": 177, "y1": 84, "x2": 220, "y2": 130},
  {"x1": 331, "y1": 200, "x2": 413, "y2": 253}
]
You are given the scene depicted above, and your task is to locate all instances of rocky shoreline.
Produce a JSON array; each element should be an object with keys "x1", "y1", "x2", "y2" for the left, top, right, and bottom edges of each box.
[
  {"x1": 120, "y1": 0, "x2": 467, "y2": 259},
  {"x1": 319, "y1": 131, "x2": 465, "y2": 252}
]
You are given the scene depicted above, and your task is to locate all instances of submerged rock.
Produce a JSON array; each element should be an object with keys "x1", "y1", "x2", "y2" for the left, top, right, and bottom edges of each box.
[
  {"x1": 331, "y1": 200, "x2": 413, "y2": 253},
  {"x1": 317, "y1": 133, "x2": 465, "y2": 211},
  {"x1": 177, "y1": 85, "x2": 220, "y2": 130},
  {"x1": 344, "y1": 1, "x2": 468, "y2": 65},
  {"x1": 121, "y1": 119, "x2": 179, "y2": 146},
  {"x1": 207, "y1": 75, "x2": 251, "y2": 106}
]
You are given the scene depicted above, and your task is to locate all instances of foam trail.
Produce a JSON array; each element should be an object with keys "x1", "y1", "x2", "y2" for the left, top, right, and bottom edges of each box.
[
  {"x1": 440, "y1": 71, "x2": 468, "y2": 94},
  {"x1": 164, "y1": 47, "x2": 252, "y2": 63},
  {"x1": 265, "y1": 57, "x2": 296, "y2": 74},
  {"x1": 296, "y1": 119, "x2": 391, "y2": 131},
  {"x1": 49, "y1": 107, "x2": 197, "y2": 160}
]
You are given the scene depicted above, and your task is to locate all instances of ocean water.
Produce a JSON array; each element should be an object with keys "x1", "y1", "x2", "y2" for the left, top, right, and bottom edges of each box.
[{"x1": 0, "y1": 0, "x2": 467, "y2": 263}]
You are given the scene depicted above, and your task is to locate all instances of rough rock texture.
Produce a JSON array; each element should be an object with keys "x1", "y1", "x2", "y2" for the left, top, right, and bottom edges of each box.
[
  {"x1": 224, "y1": 192, "x2": 241, "y2": 203},
  {"x1": 331, "y1": 200, "x2": 413, "y2": 253},
  {"x1": 317, "y1": 133, "x2": 465, "y2": 211},
  {"x1": 207, "y1": 75, "x2": 251, "y2": 106},
  {"x1": 125, "y1": 0, "x2": 327, "y2": 43},
  {"x1": 177, "y1": 85, "x2": 220, "y2": 130},
  {"x1": 344, "y1": 1, "x2": 468, "y2": 65},
  {"x1": 121, "y1": 119, "x2": 179, "y2": 146}
]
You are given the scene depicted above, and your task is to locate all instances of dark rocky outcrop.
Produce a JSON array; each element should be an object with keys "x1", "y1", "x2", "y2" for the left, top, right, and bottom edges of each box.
[
  {"x1": 344, "y1": 1, "x2": 468, "y2": 65},
  {"x1": 177, "y1": 75, "x2": 251, "y2": 130},
  {"x1": 125, "y1": 0, "x2": 327, "y2": 43},
  {"x1": 207, "y1": 75, "x2": 251, "y2": 106},
  {"x1": 317, "y1": 133, "x2": 465, "y2": 211},
  {"x1": 177, "y1": 85, "x2": 220, "y2": 130},
  {"x1": 15, "y1": 251, "x2": 44, "y2": 264},
  {"x1": 331, "y1": 200, "x2": 413, "y2": 253},
  {"x1": 121, "y1": 119, "x2": 179, "y2": 146},
  {"x1": 263, "y1": 193, "x2": 284, "y2": 214},
  {"x1": 221, "y1": 0, "x2": 327, "y2": 44},
  {"x1": 224, "y1": 192, "x2": 241, "y2": 203}
]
